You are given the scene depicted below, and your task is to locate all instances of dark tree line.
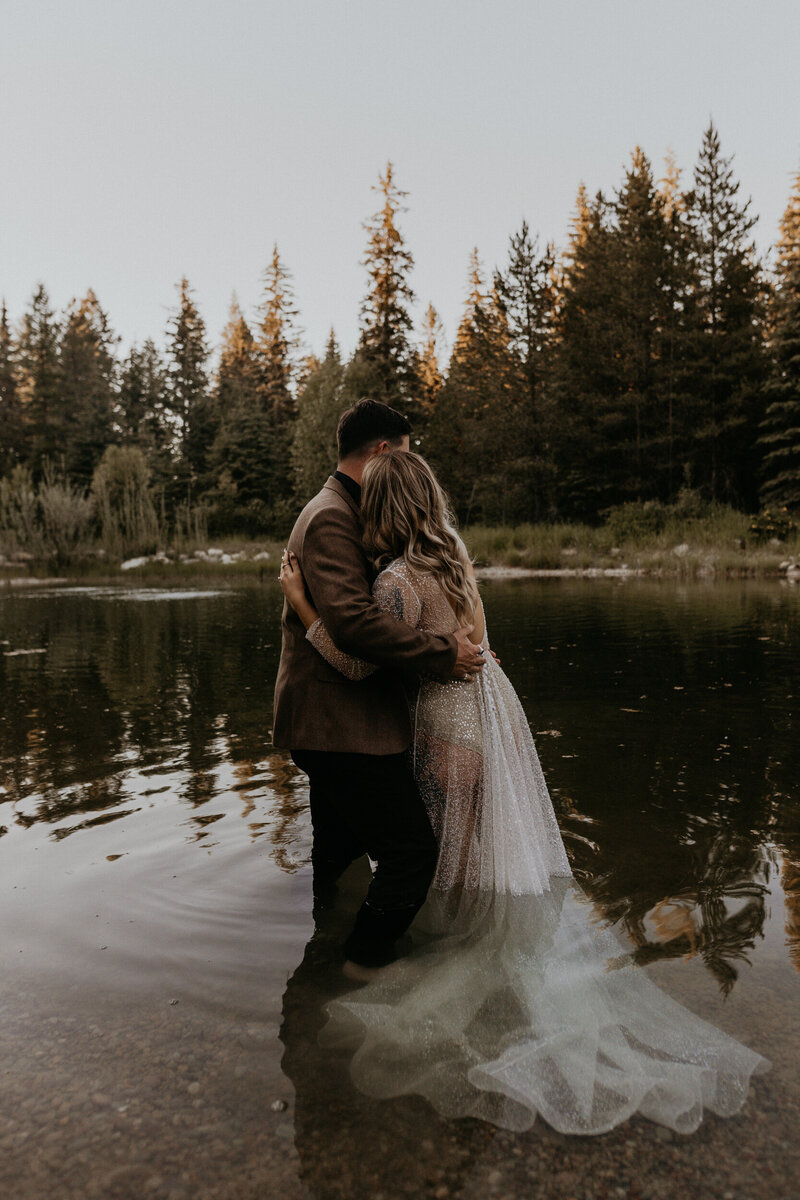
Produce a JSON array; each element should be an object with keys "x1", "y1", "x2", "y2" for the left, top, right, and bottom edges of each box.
[{"x1": 2, "y1": 125, "x2": 799, "y2": 535}]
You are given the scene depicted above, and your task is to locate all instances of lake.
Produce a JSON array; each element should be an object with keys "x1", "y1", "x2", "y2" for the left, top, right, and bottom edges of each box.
[{"x1": 1, "y1": 578, "x2": 799, "y2": 1200}]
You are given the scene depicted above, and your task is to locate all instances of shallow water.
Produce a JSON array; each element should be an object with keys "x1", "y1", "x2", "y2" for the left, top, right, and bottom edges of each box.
[{"x1": 1, "y1": 579, "x2": 799, "y2": 1199}]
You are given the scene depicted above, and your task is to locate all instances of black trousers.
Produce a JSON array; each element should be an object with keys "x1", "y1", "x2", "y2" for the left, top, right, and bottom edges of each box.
[{"x1": 291, "y1": 749, "x2": 438, "y2": 968}]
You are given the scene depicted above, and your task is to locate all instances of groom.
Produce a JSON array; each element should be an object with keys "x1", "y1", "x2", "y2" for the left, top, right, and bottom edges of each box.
[{"x1": 273, "y1": 399, "x2": 485, "y2": 977}]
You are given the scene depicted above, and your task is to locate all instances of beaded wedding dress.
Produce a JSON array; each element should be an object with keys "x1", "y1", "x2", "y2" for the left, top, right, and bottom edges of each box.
[{"x1": 305, "y1": 560, "x2": 768, "y2": 1134}]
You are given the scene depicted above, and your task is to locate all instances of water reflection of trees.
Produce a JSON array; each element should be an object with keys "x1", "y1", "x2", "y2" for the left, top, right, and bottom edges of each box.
[
  {"x1": 487, "y1": 580, "x2": 800, "y2": 991},
  {"x1": 586, "y1": 828, "x2": 771, "y2": 994},
  {"x1": 2, "y1": 580, "x2": 799, "y2": 988},
  {"x1": 783, "y1": 858, "x2": 800, "y2": 970},
  {"x1": 0, "y1": 587, "x2": 306, "y2": 872}
]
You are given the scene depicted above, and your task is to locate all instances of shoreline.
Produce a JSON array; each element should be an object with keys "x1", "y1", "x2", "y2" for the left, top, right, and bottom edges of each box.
[
  {"x1": 476, "y1": 563, "x2": 800, "y2": 581},
  {"x1": 3, "y1": 562, "x2": 800, "y2": 588},
  {"x1": 1, "y1": 528, "x2": 799, "y2": 587}
]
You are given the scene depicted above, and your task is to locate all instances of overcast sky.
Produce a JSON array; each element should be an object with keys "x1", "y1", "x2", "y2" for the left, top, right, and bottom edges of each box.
[{"x1": 2, "y1": 0, "x2": 799, "y2": 362}]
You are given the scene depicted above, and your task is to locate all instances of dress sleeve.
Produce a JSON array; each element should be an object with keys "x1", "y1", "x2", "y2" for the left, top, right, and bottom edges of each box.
[
  {"x1": 303, "y1": 566, "x2": 422, "y2": 681},
  {"x1": 305, "y1": 619, "x2": 377, "y2": 682},
  {"x1": 373, "y1": 567, "x2": 423, "y2": 628}
]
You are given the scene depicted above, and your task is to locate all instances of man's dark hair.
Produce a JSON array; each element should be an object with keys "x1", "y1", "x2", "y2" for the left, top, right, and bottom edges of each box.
[{"x1": 337, "y1": 399, "x2": 412, "y2": 460}]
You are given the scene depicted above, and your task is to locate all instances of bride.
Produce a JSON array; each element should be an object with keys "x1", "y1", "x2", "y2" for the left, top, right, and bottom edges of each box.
[{"x1": 279, "y1": 450, "x2": 768, "y2": 1136}]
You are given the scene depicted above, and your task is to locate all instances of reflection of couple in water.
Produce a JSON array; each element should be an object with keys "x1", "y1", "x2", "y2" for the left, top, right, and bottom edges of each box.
[{"x1": 274, "y1": 399, "x2": 768, "y2": 1137}]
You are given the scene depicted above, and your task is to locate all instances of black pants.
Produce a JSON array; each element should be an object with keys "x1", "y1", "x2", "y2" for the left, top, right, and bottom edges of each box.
[{"x1": 291, "y1": 749, "x2": 438, "y2": 968}]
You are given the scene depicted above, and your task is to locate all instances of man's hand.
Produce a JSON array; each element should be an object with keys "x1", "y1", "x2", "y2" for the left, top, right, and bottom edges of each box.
[{"x1": 453, "y1": 625, "x2": 485, "y2": 682}]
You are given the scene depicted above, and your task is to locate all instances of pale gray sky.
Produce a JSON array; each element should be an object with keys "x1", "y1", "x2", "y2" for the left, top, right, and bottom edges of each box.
[{"x1": 2, "y1": 0, "x2": 799, "y2": 361}]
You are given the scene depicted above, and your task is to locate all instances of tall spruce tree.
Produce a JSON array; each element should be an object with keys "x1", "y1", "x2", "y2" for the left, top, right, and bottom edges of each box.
[
  {"x1": 429, "y1": 250, "x2": 521, "y2": 523},
  {"x1": 554, "y1": 153, "x2": 694, "y2": 516},
  {"x1": 759, "y1": 169, "x2": 800, "y2": 508},
  {"x1": 357, "y1": 162, "x2": 419, "y2": 417},
  {"x1": 417, "y1": 303, "x2": 446, "y2": 432},
  {"x1": 254, "y1": 246, "x2": 301, "y2": 527},
  {"x1": 165, "y1": 277, "x2": 211, "y2": 505},
  {"x1": 207, "y1": 297, "x2": 270, "y2": 529},
  {"x1": 657, "y1": 150, "x2": 695, "y2": 499},
  {"x1": 217, "y1": 297, "x2": 261, "y2": 416},
  {"x1": 553, "y1": 186, "x2": 621, "y2": 517},
  {"x1": 610, "y1": 148, "x2": 672, "y2": 499},
  {"x1": 117, "y1": 339, "x2": 171, "y2": 487},
  {"x1": 58, "y1": 289, "x2": 118, "y2": 485},
  {"x1": 291, "y1": 330, "x2": 345, "y2": 504},
  {"x1": 0, "y1": 301, "x2": 23, "y2": 474},
  {"x1": 683, "y1": 122, "x2": 765, "y2": 505},
  {"x1": 494, "y1": 221, "x2": 558, "y2": 517},
  {"x1": 15, "y1": 284, "x2": 62, "y2": 475}
]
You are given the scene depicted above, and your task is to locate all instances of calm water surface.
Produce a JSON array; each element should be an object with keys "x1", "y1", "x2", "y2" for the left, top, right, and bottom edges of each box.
[{"x1": 1, "y1": 579, "x2": 799, "y2": 1199}]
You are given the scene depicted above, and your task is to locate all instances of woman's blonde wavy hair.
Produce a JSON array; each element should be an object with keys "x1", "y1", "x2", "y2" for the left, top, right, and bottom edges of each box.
[{"x1": 361, "y1": 451, "x2": 479, "y2": 624}]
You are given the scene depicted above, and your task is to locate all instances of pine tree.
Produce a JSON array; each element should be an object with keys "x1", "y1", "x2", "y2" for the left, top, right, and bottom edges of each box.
[
  {"x1": 339, "y1": 345, "x2": 382, "y2": 410},
  {"x1": 552, "y1": 186, "x2": 621, "y2": 517},
  {"x1": 0, "y1": 301, "x2": 23, "y2": 474},
  {"x1": 657, "y1": 150, "x2": 695, "y2": 499},
  {"x1": 206, "y1": 297, "x2": 271, "y2": 529},
  {"x1": 58, "y1": 289, "x2": 118, "y2": 485},
  {"x1": 357, "y1": 162, "x2": 419, "y2": 415},
  {"x1": 291, "y1": 330, "x2": 345, "y2": 504},
  {"x1": 610, "y1": 148, "x2": 672, "y2": 498},
  {"x1": 251, "y1": 247, "x2": 301, "y2": 527},
  {"x1": 494, "y1": 221, "x2": 558, "y2": 517},
  {"x1": 659, "y1": 148, "x2": 683, "y2": 222},
  {"x1": 416, "y1": 303, "x2": 446, "y2": 444},
  {"x1": 554, "y1": 153, "x2": 692, "y2": 516},
  {"x1": 429, "y1": 251, "x2": 521, "y2": 523},
  {"x1": 165, "y1": 277, "x2": 211, "y2": 505},
  {"x1": 218, "y1": 296, "x2": 262, "y2": 414},
  {"x1": 427, "y1": 252, "x2": 486, "y2": 515},
  {"x1": 117, "y1": 339, "x2": 171, "y2": 487},
  {"x1": 15, "y1": 284, "x2": 62, "y2": 475},
  {"x1": 759, "y1": 169, "x2": 800, "y2": 508},
  {"x1": 256, "y1": 245, "x2": 300, "y2": 415},
  {"x1": 683, "y1": 122, "x2": 766, "y2": 505}
]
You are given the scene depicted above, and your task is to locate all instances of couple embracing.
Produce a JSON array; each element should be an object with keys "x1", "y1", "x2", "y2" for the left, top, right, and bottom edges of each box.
[{"x1": 273, "y1": 399, "x2": 767, "y2": 1135}]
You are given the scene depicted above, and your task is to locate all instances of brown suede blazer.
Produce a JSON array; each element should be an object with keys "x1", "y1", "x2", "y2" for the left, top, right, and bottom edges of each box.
[{"x1": 272, "y1": 476, "x2": 458, "y2": 754}]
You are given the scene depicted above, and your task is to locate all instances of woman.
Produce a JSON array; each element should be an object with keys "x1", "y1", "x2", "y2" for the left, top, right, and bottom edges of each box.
[{"x1": 279, "y1": 451, "x2": 768, "y2": 1135}]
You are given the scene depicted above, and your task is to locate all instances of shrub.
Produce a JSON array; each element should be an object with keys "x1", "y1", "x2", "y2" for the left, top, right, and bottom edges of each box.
[
  {"x1": 670, "y1": 487, "x2": 714, "y2": 521},
  {"x1": 604, "y1": 500, "x2": 668, "y2": 544},
  {"x1": 38, "y1": 462, "x2": 94, "y2": 564},
  {"x1": 0, "y1": 466, "x2": 41, "y2": 556},
  {"x1": 92, "y1": 445, "x2": 159, "y2": 559},
  {"x1": 748, "y1": 508, "x2": 797, "y2": 544},
  {"x1": 172, "y1": 500, "x2": 209, "y2": 552}
]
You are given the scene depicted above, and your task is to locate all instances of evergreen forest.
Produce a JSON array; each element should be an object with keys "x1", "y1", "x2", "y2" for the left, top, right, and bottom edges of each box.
[{"x1": 2, "y1": 123, "x2": 800, "y2": 560}]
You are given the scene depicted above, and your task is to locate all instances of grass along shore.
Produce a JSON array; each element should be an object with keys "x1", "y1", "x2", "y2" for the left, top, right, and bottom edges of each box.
[
  {"x1": 2, "y1": 507, "x2": 799, "y2": 585},
  {"x1": 465, "y1": 515, "x2": 800, "y2": 578}
]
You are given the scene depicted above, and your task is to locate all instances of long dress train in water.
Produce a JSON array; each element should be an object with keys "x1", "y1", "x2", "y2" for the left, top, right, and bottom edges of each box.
[{"x1": 306, "y1": 560, "x2": 769, "y2": 1135}]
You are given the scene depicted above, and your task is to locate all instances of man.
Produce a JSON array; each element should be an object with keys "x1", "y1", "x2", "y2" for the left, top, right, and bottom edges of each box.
[{"x1": 273, "y1": 399, "x2": 485, "y2": 978}]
